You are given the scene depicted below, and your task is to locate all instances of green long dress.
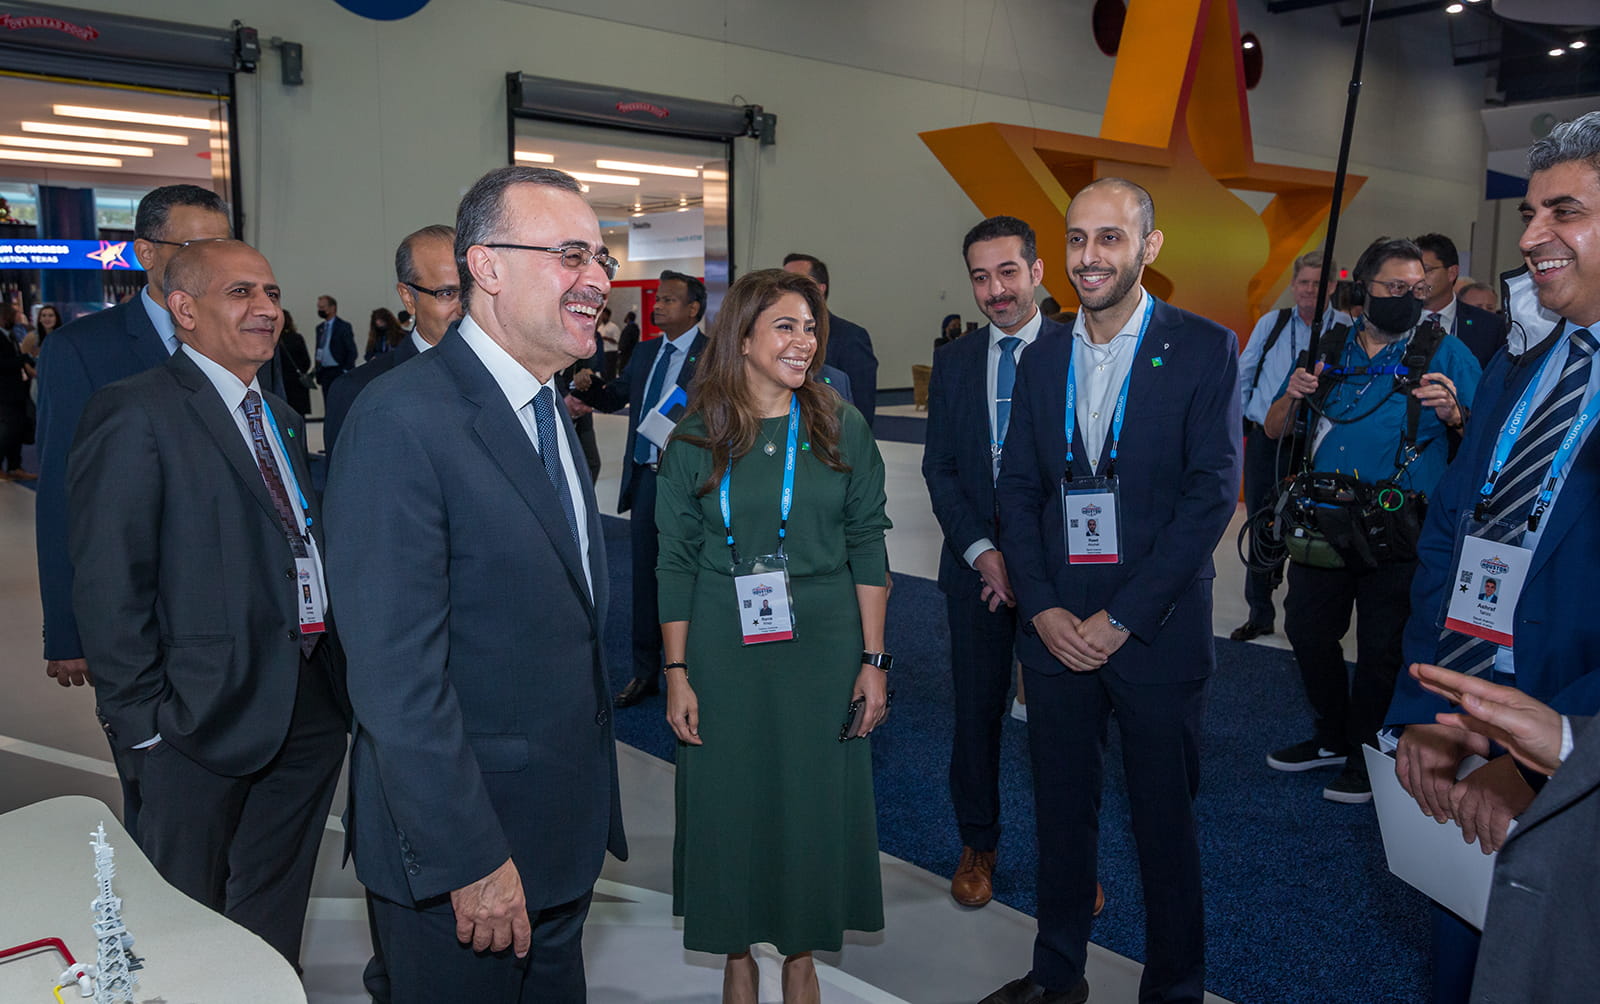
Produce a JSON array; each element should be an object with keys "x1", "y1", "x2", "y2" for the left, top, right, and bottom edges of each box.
[{"x1": 655, "y1": 402, "x2": 891, "y2": 955}]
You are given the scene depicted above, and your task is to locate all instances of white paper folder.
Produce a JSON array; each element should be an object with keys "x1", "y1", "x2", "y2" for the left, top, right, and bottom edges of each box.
[{"x1": 1363, "y1": 744, "x2": 1495, "y2": 930}]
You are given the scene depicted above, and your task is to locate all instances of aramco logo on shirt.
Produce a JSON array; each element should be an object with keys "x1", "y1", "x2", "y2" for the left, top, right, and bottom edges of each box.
[
  {"x1": 751, "y1": 583, "x2": 775, "y2": 596},
  {"x1": 1079, "y1": 503, "x2": 1104, "y2": 518},
  {"x1": 1480, "y1": 556, "x2": 1511, "y2": 577}
]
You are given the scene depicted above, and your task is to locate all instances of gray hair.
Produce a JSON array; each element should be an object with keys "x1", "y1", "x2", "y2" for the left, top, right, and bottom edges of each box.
[
  {"x1": 1292, "y1": 250, "x2": 1336, "y2": 277},
  {"x1": 1528, "y1": 111, "x2": 1600, "y2": 176},
  {"x1": 395, "y1": 224, "x2": 456, "y2": 285},
  {"x1": 455, "y1": 166, "x2": 584, "y2": 308}
]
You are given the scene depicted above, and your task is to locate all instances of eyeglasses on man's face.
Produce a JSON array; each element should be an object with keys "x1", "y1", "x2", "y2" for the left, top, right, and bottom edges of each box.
[
  {"x1": 142, "y1": 237, "x2": 231, "y2": 249},
  {"x1": 1367, "y1": 278, "x2": 1430, "y2": 298},
  {"x1": 403, "y1": 281, "x2": 461, "y2": 303},
  {"x1": 480, "y1": 242, "x2": 619, "y2": 280}
]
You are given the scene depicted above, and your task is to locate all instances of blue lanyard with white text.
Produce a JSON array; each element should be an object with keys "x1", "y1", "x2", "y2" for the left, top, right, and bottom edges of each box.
[
  {"x1": 719, "y1": 395, "x2": 799, "y2": 565},
  {"x1": 1478, "y1": 337, "x2": 1600, "y2": 528},
  {"x1": 259, "y1": 398, "x2": 314, "y2": 539},
  {"x1": 1064, "y1": 294, "x2": 1155, "y2": 476}
]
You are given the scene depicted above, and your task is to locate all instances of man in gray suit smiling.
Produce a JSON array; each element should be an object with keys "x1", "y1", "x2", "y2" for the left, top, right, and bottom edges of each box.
[{"x1": 325, "y1": 166, "x2": 626, "y2": 1003}]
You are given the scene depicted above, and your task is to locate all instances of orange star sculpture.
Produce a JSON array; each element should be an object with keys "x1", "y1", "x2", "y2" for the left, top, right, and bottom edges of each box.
[{"x1": 920, "y1": 0, "x2": 1363, "y2": 343}]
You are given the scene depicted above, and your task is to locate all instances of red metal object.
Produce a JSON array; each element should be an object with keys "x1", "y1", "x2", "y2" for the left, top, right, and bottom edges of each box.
[{"x1": 0, "y1": 936, "x2": 77, "y2": 965}]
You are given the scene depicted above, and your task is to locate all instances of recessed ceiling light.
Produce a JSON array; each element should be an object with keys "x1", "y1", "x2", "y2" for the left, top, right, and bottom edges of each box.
[
  {"x1": 514, "y1": 151, "x2": 555, "y2": 163},
  {"x1": 53, "y1": 103, "x2": 213, "y2": 131},
  {"x1": 1572, "y1": 39, "x2": 1589, "y2": 49},
  {"x1": 1242, "y1": 39, "x2": 1256, "y2": 50},
  {"x1": 0, "y1": 148, "x2": 122, "y2": 168},
  {"x1": 567, "y1": 171, "x2": 640, "y2": 187},
  {"x1": 0, "y1": 135, "x2": 152, "y2": 157},
  {"x1": 630, "y1": 211, "x2": 645, "y2": 218},
  {"x1": 595, "y1": 159, "x2": 699, "y2": 179},
  {"x1": 1445, "y1": 3, "x2": 1463, "y2": 12},
  {"x1": 1550, "y1": 47, "x2": 1567, "y2": 56},
  {"x1": 21, "y1": 121, "x2": 188, "y2": 145}
]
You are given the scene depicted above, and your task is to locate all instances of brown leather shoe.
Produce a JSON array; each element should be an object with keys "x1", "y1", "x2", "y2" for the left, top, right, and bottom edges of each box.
[
  {"x1": 1094, "y1": 881, "x2": 1105, "y2": 917},
  {"x1": 952, "y1": 846, "x2": 996, "y2": 907}
]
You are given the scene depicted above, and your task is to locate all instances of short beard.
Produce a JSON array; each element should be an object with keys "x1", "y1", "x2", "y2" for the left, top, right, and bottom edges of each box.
[{"x1": 1073, "y1": 264, "x2": 1141, "y2": 314}]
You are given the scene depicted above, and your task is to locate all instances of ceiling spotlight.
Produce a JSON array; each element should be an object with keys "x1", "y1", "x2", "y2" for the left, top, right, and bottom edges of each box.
[
  {"x1": 1445, "y1": 3, "x2": 1463, "y2": 12},
  {"x1": 1550, "y1": 47, "x2": 1567, "y2": 56},
  {"x1": 630, "y1": 211, "x2": 645, "y2": 218},
  {"x1": 1242, "y1": 39, "x2": 1256, "y2": 50},
  {"x1": 1572, "y1": 40, "x2": 1589, "y2": 50}
]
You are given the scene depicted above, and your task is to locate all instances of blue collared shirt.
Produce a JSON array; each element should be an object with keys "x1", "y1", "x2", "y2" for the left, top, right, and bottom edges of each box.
[
  {"x1": 1239, "y1": 306, "x2": 1350, "y2": 425},
  {"x1": 1286, "y1": 324, "x2": 1482, "y2": 494},
  {"x1": 637, "y1": 325, "x2": 699, "y2": 464},
  {"x1": 140, "y1": 286, "x2": 180, "y2": 356},
  {"x1": 316, "y1": 316, "x2": 340, "y2": 368}
]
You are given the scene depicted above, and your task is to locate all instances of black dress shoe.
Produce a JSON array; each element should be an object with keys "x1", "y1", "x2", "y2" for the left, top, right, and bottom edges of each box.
[
  {"x1": 1228, "y1": 621, "x2": 1274, "y2": 642},
  {"x1": 979, "y1": 976, "x2": 1088, "y2": 1004},
  {"x1": 613, "y1": 678, "x2": 660, "y2": 707}
]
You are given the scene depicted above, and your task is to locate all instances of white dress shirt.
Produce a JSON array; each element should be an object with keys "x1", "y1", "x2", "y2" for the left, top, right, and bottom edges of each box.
[
  {"x1": 1426, "y1": 298, "x2": 1459, "y2": 338},
  {"x1": 964, "y1": 308, "x2": 1045, "y2": 568},
  {"x1": 410, "y1": 329, "x2": 432, "y2": 355},
  {"x1": 140, "y1": 286, "x2": 179, "y2": 356},
  {"x1": 1071, "y1": 287, "x2": 1149, "y2": 471},
  {"x1": 316, "y1": 315, "x2": 340, "y2": 368},
  {"x1": 458, "y1": 315, "x2": 593, "y2": 596}
]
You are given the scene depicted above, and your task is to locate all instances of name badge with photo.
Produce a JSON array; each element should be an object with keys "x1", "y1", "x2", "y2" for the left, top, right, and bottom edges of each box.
[
  {"x1": 1061, "y1": 476, "x2": 1122, "y2": 565},
  {"x1": 1438, "y1": 516, "x2": 1530, "y2": 648},
  {"x1": 296, "y1": 556, "x2": 328, "y2": 635},
  {"x1": 732, "y1": 553, "x2": 796, "y2": 645}
]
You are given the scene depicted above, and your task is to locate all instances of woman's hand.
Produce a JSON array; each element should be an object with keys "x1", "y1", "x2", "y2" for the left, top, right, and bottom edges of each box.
[
  {"x1": 852, "y1": 665, "x2": 890, "y2": 736},
  {"x1": 665, "y1": 669, "x2": 703, "y2": 746}
]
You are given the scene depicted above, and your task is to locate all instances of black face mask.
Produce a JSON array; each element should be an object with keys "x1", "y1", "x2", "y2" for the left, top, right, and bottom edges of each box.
[
  {"x1": 1364, "y1": 293, "x2": 1423, "y2": 335},
  {"x1": 317, "y1": 308, "x2": 329, "y2": 319}
]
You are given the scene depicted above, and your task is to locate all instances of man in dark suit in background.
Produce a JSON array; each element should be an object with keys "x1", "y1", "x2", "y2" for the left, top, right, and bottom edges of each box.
[
  {"x1": 67, "y1": 240, "x2": 347, "y2": 966},
  {"x1": 324, "y1": 225, "x2": 462, "y2": 457},
  {"x1": 314, "y1": 293, "x2": 357, "y2": 399},
  {"x1": 326, "y1": 165, "x2": 625, "y2": 1003},
  {"x1": 923, "y1": 214, "x2": 1072, "y2": 909},
  {"x1": 34, "y1": 184, "x2": 235, "y2": 836},
  {"x1": 572, "y1": 269, "x2": 708, "y2": 708},
  {"x1": 1415, "y1": 232, "x2": 1507, "y2": 367},
  {"x1": 988, "y1": 179, "x2": 1241, "y2": 1004},
  {"x1": 1388, "y1": 112, "x2": 1600, "y2": 1004},
  {"x1": 782, "y1": 252, "x2": 879, "y2": 427}
]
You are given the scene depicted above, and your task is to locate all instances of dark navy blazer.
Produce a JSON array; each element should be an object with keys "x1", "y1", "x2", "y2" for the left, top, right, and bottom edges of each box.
[
  {"x1": 323, "y1": 333, "x2": 419, "y2": 457},
  {"x1": 923, "y1": 317, "x2": 1072, "y2": 597},
  {"x1": 826, "y1": 311, "x2": 878, "y2": 428},
  {"x1": 996, "y1": 297, "x2": 1241, "y2": 682},
  {"x1": 1454, "y1": 300, "x2": 1508, "y2": 369},
  {"x1": 1390, "y1": 329, "x2": 1600, "y2": 722}
]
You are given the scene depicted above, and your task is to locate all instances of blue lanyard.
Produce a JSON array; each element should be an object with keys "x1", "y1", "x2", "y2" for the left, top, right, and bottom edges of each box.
[
  {"x1": 719, "y1": 396, "x2": 799, "y2": 564},
  {"x1": 1064, "y1": 294, "x2": 1155, "y2": 475},
  {"x1": 1479, "y1": 337, "x2": 1600, "y2": 525},
  {"x1": 259, "y1": 398, "x2": 314, "y2": 537}
]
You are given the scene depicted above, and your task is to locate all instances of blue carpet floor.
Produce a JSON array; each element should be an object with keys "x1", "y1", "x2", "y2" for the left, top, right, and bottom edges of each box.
[
  {"x1": 872, "y1": 412, "x2": 927, "y2": 446},
  {"x1": 597, "y1": 515, "x2": 1431, "y2": 1004}
]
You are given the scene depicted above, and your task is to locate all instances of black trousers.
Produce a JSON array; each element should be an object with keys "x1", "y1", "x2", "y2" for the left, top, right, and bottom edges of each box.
[
  {"x1": 0, "y1": 401, "x2": 25, "y2": 470},
  {"x1": 369, "y1": 887, "x2": 593, "y2": 1004},
  {"x1": 1283, "y1": 560, "x2": 1415, "y2": 764},
  {"x1": 629, "y1": 463, "x2": 664, "y2": 686},
  {"x1": 1241, "y1": 423, "x2": 1292, "y2": 626},
  {"x1": 946, "y1": 589, "x2": 1018, "y2": 852},
  {"x1": 1025, "y1": 663, "x2": 1208, "y2": 1003},
  {"x1": 573, "y1": 412, "x2": 601, "y2": 484},
  {"x1": 316, "y1": 365, "x2": 344, "y2": 400},
  {"x1": 130, "y1": 654, "x2": 346, "y2": 966}
]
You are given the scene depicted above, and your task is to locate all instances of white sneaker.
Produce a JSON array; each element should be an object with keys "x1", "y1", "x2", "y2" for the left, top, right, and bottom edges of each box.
[{"x1": 1010, "y1": 698, "x2": 1027, "y2": 723}]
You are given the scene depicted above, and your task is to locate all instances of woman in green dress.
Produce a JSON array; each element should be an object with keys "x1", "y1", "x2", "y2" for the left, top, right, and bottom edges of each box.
[{"x1": 656, "y1": 268, "x2": 892, "y2": 1004}]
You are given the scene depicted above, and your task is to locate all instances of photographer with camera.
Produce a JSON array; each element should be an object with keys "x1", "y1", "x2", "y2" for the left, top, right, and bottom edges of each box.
[{"x1": 1261, "y1": 237, "x2": 1482, "y2": 803}]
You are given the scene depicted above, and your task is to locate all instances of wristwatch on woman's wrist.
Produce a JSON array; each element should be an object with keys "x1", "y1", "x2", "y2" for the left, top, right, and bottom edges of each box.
[{"x1": 860, "y1": 651, "x2": 894, "y2": 672}]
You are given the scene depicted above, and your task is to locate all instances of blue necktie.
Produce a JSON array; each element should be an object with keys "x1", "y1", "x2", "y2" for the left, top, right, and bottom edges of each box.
[
  {"x1": 532, "y1": 387, "x2": 581, "y2": 550},
  {"x1": 1435, "y1": 327, "x2": 1599, "y2": 677},
  {"x1": 995, "y1": 336, "x2": 1022, "y2": 444},
  {"x1": 633, "y1": 340, "x2": 677, "y2": 465}
]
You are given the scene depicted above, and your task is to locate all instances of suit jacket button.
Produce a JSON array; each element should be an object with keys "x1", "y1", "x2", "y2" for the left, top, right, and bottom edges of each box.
[
  {"x1": 287, "y1": 630, "x2": 299, "y2": 641},
  {"x1": 406, "y1": 864, "x2": 421, "y2": 876},
  {"x1": 284, "y1": 568, "x2": 295, "y2": 579},
  {"x1": 595, "y1": 710, "x2": 609, "y2": 726}
]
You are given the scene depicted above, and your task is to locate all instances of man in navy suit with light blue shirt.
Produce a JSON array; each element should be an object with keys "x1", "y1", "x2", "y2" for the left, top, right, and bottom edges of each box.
[
  {"x1": 923, "y1": 215, "x2": 1071, "y2": 910},
  {"x1": 572, "y1": 269, "x2": 707, "y2": 708},
  {"x1": 314, "y1": 293, "x2": 357, "y2": 398},
  {"x1": 1386, "y1": 111, "x2": 1600, "y2": 1004},
  {"x1": 987, "y1": 179, "x2": 1241, "y2": 1004}
]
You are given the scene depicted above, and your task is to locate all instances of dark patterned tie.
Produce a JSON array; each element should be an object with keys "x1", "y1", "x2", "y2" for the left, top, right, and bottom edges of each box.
[
  {"x1": 532, "y1": 386, "x2": 582, "y2": 551},
  {"x1": 1435, "y1": 327, "x2": 1599, "y2": 676},
  {"x1": 633, "y1": 341, "x2": 677, "y2": 465},
  {"x1": 242, "y1": 391, "x2": 319, "y2": 655}
]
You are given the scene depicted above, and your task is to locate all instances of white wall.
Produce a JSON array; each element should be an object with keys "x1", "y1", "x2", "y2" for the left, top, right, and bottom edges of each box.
[{"x1": 51, "y1": 0, "x2": 1491, "y2": 387}]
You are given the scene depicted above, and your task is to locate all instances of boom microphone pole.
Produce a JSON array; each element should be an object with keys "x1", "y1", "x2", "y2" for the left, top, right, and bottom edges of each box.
[{"x1": 1289, "y1": 0, "x2": 1377, "y2": 469}]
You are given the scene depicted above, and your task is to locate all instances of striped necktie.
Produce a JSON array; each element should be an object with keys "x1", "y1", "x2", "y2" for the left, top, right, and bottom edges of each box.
[{"x1": 1434, "y1": 327, "x2": 1599, "y2": 676}]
